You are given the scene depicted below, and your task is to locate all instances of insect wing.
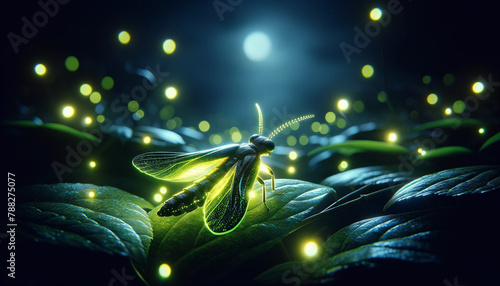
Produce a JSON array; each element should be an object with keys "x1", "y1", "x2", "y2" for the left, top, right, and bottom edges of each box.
[
  {"x1": 204, "y1": 155, "x2": 260, "y2": 235},
  {"x1": 132, "y1": 144, "x2": 240, "y2": 182}
]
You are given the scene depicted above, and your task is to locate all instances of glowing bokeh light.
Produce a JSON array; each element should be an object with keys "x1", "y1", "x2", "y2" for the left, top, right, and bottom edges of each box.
[
  {"x1": 154, "y1": 194, "x2": 163, "y2": 203},
  {"x1": 118, "y1": 31, "x2": 131, "y2": 44},
  {"x1": 444, "y1": 107, "x2": 452, "y2": 115},
  {"x1": 338, "y1": 160, "x2": 348, "y2": 171},
  {"x1": 299, "y1": 135, "x2": 309, "y2": 145},
  {"x1": 377, "y1": 91, "x2": 388, "y2": 103},
  {"x1": 243, "y1": 32, "x2": 271, "y2": 61},
  {"x1": 160, "y1": 187, "x2": 167, "y2": 194},
  {"x1": 325, "y1": 111, "x2": 336, "y2": 123},
  {"x1": 199, "y1": 120, "x2": 210, "y2": 132},
  {"x1": 319, "y1": 124, "x2": 329, "y2": 135},
  {"x1": 143, "y1": 136, "x2": 152, "y2": 144},
  {"x1": 128, "y1": 100, "x2": 140, "y2": 112},
  {"x1": 337, "y1": 99, "x2": 349, "y2": 111},
  {"x1": 417, "y1": 148, "x2": 427, "y2": 156},
  {"x1": 210, "y1": 134, "x2": 223, "y2": 145},
  {"x1": 134, "y1": 109, "x2": 144, "y2": 119},
  {"x1": 80, "y1": 84, "x2": 92, "y2": 96},
  {"x1": 62, "y1": 106, "x2": 75, "y2": 118},
  {"x1": 287, "y1": 166, "x2": 296, "y2": 174},
  {"x1": 165, "y1": 87, "x2": 178, "y2": 99},
  {"x1": 369, "y1": 8, "x2": 382, "y2": 21},
  {"x1": 89, "y1": 161, "x2": 96, "y2": 168},
  {"x1": 387, "y1": 132, "x2": 398, "y2": 143},
  {"x1": 287, "y1": 135, "x2": 297, "y2": 146},
  {"x1": 231, "y1": 131, "x2": 242, "y2": 142},
  {"x1": 353, "y1": 100, "x2": 365, "y2": 113},
  {"x1": 34, "y1": 64, "x2": 47, "y2": 76},
  {"x1": 361, "y1": 64, "x2": 374, "y2": 78},
  {"x1": 163, "y1": 39, "x2": 176, "y2": 54},
  {"x1": 422, "y1": 75, "x2": 431, "y2": 84},
  {"x1": 289, "y1": 151, "x2": 298, "y2": 160},
  {"x1": 478, "y1": 128, "x2": 485, "y2": 134},
  {"x1": 159, "y1": 263, "x2": 172, "y2": 278},
  {"x1": 427, "y1": 93, "x2": 438, "y2": 105},
  {"x1": 97, "y1": 115, "x2": 105, "y2": 123},
  {"x1": 311, "y1": 122, "x2": 321, "y2": 133},
  {"x1": 304, "y1": 241, "x2": 319, "y2": 257},
  {"x1": 336, "y1": 118, "x2": 346, "y2": 129},
  {"x1": 65, "y1": 56, "x2": 79, "y2": 71},
  {"x1": 472, "y1": 81, "x2": 484, "y2": 94},
  {"x1": 101, "y1": 76, "x2": 114, "y2": 90},
  {"x1": 452, "y1": 100, "x2": 465, "y2": 114},
  {"x1": 89, "y1": 91, "x2": 101, "y2": 104},
  {"x1": 166, "y1": 119, "x2": 177, "y2": 129},
  {"x1": 88, "y1": 190, "x2": 96, "y2": 198}
]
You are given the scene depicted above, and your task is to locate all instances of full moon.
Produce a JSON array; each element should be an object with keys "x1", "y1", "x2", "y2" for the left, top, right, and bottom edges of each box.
[{"x1": 243, "y1": 32, "x2": 271, "y2": 61}]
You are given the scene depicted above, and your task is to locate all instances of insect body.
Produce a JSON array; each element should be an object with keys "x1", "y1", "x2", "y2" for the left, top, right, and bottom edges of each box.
[{"x1": 132, "y1": 104, "x2": 314, "y2": 235}]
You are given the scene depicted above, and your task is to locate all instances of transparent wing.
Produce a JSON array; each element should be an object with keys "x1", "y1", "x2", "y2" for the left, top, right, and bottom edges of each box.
[
  {"x1": 132, "y1": 144, "x2": 239, "y2": 182},
  {"x1": 204, "y1": 155, "x2": 260, "y2": 235}
]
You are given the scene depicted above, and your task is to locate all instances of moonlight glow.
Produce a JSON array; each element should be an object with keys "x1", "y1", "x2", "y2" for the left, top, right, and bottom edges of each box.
[{"x1": 243, "y1": 32, "x2": 271, "y2": 61}]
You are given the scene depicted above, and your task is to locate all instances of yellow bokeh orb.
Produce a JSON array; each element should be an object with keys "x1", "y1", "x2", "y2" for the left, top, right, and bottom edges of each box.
[
  {"x1": 387, "y1": 132, "x2": 398, "y2": 143},
  {"x1": 426, "y1": 93, "x2": 438, "y2": 105},
  {"x1": 34, "y1": 64, "x2": 47, "y2": 76},
  {"x1": 165, "y1": 87, "x2": 178, "y2": 99},
  {"x1": 163, "y1": 39, "x2": 176, "y2": 54},
  {"x1": 304, "y1": 241, "x2": 319, "y2": 257},
  {"x1": 472, "y1": 81, "x2": 484, "y2": 94},
  {"x1": 338, "y1": 160, "x2": 348, "y2": 171},
  {"x1": 369, "y1": 8, "x2": 382, "y2": 21},
  {"x1": 154, "y1": 194, "x2": 163, "y2": 203},
  {"x1": 62, "y1": 106, "x2": 75, "y2": 118},
  {"x1": 159, "y1": 263, "x2": 171, "y2": 278},
  {"x1": 337, "y1": 99, "x2": 349, "y2": 111},
  {"x1": 80, "y1": 83, "x2": 92, "y2": 96},
  {"x1": 199, "y1": 120, "x2": 210, "y2": 132},
  {"x1": 118, "y1": 31, "x2": 131, "y2": 44},
  {"x1": 361, "y1": 64, "x2": 374, "y2": 78}
]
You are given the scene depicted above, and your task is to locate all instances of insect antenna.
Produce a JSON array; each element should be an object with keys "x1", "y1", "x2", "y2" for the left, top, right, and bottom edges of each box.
[
  {"x1": 268, "y1": 114, "x2": 315, "y2": 139},
  {"x1": 255, "y1": 103, "x2": 264, "y2": 135}
]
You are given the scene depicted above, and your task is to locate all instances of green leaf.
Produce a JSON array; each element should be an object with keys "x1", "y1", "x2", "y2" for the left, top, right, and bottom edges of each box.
[
  {"x1": 18, "y1": 183, "x2": 154, "y2": 264},
  {"x1": 308, "y1": 140, "x2": 409, "y2": 156},
  {"x1": 143, "y1": 179, "x2": 336, "y2": 284},
  {"x1": 384, "y1": 165, "x2": 500, "y2": 211},
  {"x1": 480, "y1": 131, "x2": 500, "y2": 151},
  {"x1": 3, "y1": 120, "x2": 101, "y2": 142},
  {"x1": 412, "y1": 118, "x2": 485, "y2": 132},
  {"x1": 255, "y1": 208, "x2": 496, "y2": 285},
  {"x1": 411, "y1": 146, "x2": 474, "y2": 163}
]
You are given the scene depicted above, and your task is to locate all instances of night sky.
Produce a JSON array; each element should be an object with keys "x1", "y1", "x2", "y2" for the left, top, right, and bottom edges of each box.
[{"x1": 3, "y1": 0, "x2": 499, "y2": 126}]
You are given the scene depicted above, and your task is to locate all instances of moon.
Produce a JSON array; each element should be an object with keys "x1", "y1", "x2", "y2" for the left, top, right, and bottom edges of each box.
[{"x1": 243, "y1": 32, "x2": 271, "y2": 61}]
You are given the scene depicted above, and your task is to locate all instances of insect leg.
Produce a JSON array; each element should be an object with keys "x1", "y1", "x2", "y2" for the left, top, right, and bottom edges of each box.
[
  {"x1": 256, "y1": 176, "x2": 270, "y2": 211},
  {"x1": 262, "y1": 164, "x2": 283, "y2": 195}
]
